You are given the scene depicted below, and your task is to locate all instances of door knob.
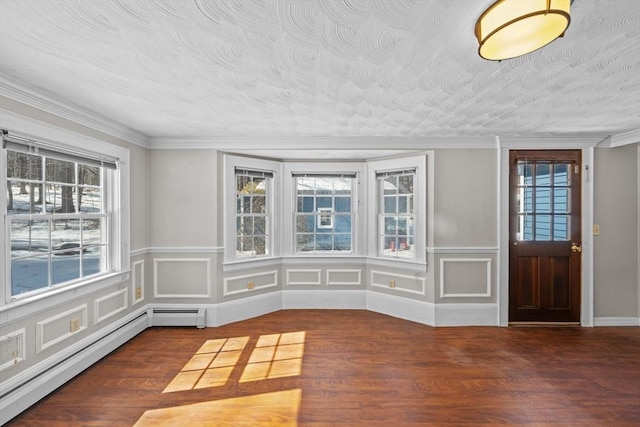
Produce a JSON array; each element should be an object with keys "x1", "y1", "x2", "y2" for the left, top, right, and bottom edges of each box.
[{"x1": 571, "y1": 243, "x2": 582, "y2": 253}]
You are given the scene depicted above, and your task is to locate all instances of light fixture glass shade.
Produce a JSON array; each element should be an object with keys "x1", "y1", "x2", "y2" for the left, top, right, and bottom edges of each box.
[{"x1": 475, "y1": 0, "x2": 571, "y2": 60}]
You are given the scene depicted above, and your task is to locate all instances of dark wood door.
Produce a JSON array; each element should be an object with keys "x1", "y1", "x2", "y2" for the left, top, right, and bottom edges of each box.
[{"x1": 509, "y1": 150, "x2": 581, "y2": 323}]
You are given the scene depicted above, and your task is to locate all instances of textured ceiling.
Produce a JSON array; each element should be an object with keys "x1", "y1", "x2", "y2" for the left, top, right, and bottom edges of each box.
[{"x1": 0, "y1": 0, "x2": 639, "y2": 146}]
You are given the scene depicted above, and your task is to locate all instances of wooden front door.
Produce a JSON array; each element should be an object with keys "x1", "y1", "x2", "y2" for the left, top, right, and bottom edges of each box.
[{"x1": 509, "y1": 150, "x2": 582, "y2": 323}]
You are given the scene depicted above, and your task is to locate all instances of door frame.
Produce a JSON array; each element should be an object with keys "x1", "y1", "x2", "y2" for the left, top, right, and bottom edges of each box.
[{"x1": 498, "y1": 141, "x2": 597, "y2": 327}]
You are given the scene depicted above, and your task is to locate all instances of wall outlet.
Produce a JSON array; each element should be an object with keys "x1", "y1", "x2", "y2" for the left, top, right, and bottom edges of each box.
[
  {"x1": 70, "y1": 318, "x2": 81, "y2": 333},
  {"x1": 389, "y1": 280, "x2": 396, "y2": 288},
  {"x1": 593, "y1": 224, "x2": 600, "y2": 236},
  {"x1": 135, "y1": 287, "x2": 142, "y2": 299}
]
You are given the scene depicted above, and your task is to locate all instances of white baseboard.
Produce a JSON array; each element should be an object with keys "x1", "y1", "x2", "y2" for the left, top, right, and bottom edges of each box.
[
  {"x1": 0, "y1": 307, "x2": 148, "y2": 426},
  {"x1": 435, "y1": 303, "x2": 499, "y2": 326},
  {"x1": 214, "y1": 292, "x2": 282, "y2": 327},
  {"x1": 366, "y1": 291, "x2": 435, "y2": 325},
  {"x1": 593, "y1": 317, "x2": 640, "y2": 326},
  {"x1": 283, "y1": 290, "x2": 366, "y2": 309}
]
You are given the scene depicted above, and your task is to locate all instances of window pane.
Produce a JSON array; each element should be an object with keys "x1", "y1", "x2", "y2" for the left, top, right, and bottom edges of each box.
[
  {"x1": 536, "y1": 162, "x2": 551, "y2": 186},
  {"x1": 316, "y1": 197, "x2": 332, "y2": 209},
  {"x1": 79, "y1": 187, "x2": 102, "y2": 213},
  {"x1": 52, "y1": 252, "x2": 80, "y2": 285},
  {"x1": 254, "y1": 237, "x2": 266, "y2": 255},
  {"x1": 535, "y1": 215, "x2": 552, "y2": 240},
  {"x1": 316, "y1": 234, "x2": 332, "y2": 251},
  {"x1": 10, "y1": 219, "x2": 49, "y2": 258},
  {"x1": 554, "y1": 188, "x2": 569, "y2": 213},
  {"x1": 554, "y1": 215, "x2": 569, "y2": 241},
  {"x1": 383, "y1": 177, "x2": 397, "y2": 195},
  {"x1": 384, "y1": 216, "x2": 397, "y2": 234},
  {"x1": 254, "y1": 217, "x2": 266, "y2": 235},
  {"x1": 296, "y1": 235, "x2": 314, "y2": 252},
  {"x1": 296, "y1": 215, "x2": 315, "y2": 233},
  {"x1": 12, "y1": 255, "x2": 49, "y2": 295},
  {"x1": 554, "y1": 163, "x2": 570, "y2": 185},
  {"x1": 298, "y1": 197, "x2": 314, "y2": 213},
  {"x1": 334, "y1": 197, "x2": 350, "y2": 212},
  {"x1": 78, "y1": 164, "x2": 100, "y2": 186},
  {"x1": 252, "y1": 177, "x2": 266, "y2": 194},
  {"x1": 82, "y1": 218, "x2": 103, "y2": 246},
  {"x1": 83, "y1": 246, "x2": 104, "y2": 276},
  {"x1": 237, "y1": 175, "x2": 251, "y2": 194},
  {"x1": 334, "y1": 215, "x2": 352, "y2": 234},
  {"x1": 7, "y1": 181, "x2": 43, "y2": 214},
  {"x1": 52, "y1": 219, "x2": 80, "y2": 253},
  {"x1": 334, "y1": 234, "x2": 351, "y2": 251},
  {"x1": 237, "y1": 236, "x2": 253, "y2": 255},
  {"x1": 7, "y1": 151, "x2": 42, "y2": 180},
  {"x1": 384, "y1": 196, "x2": 396, "y2": 214},
  {"x1": 398, "y1": 175, "x2": 413, "y2": 194},
  {"x1": 252, "y1": 196, "x2": 266, "y2": 214},
  {"x1": 48, "y1": 185, "x2": 77, "y2": 214},
  {"x1": 46, "y1": 158, "x2": 75, "y2": 184},
  {"x1": 536, "y1": 188, "x2": 551, "y2": 213}
]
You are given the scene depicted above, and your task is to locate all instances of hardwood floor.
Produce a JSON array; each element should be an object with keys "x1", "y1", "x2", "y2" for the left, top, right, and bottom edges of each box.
[{"x1": 7, "y1": 310, "x2": 640, "y2": 426}]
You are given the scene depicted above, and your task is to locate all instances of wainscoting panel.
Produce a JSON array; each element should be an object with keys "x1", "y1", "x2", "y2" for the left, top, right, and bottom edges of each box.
[
  {"x1": 439, "y1": 258, "x2": 492, "y2": 298},
  {"x1": 327, "y1": 269, "x2": 362, "y2": 286},
  {"x1": 370, "y1": 270, "x2": 425, "y2": 295},
  {"x1": 36, "y1": 304, "x2": 88, "y2": 353},
  {"x1": 94, "y1": 288, "x2": 128, "y2": 324},
  {"x1": 0, "y1": 328, "x2": 26, "y2": 372},
  {"x1": 153, "y1": 258, "x2": 211, "y2": 298},
  {"x1": 286, "y1": 269, "x2": 322, "y2": 286},
  {"x1": 223, "y1": 270, "x2": 278, "y2": 297},
  {"x1": 131, "y1": 260, "x2": 145, "y2": 305}
]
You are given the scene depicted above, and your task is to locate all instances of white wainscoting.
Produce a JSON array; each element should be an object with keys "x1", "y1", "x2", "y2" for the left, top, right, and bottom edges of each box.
[
  {"x1": 36, "y1": 304, "x2": 88, "y2": 353},
  {"x1": 131, "y1": 259, "x2": 145, "y2": 305},
  {"x1": 282, "y1": 290, "x2": 367, "y2": 309},
  {"x1": 153, "y1": 258, "x2": 211, "y2": 298},
  {"x1": 327, "y1": 269, "x2": 362, "y2": 286},
  {"x1": 370, "y1": 270, "x2": 426, "y2": 295},
  {"x1": 286, "y1": 269, "x2": 322, "y2": 286},
  {"x1": 94, "y1": 288, "x2": 128, "y2": 324},
  {"x1": 439, "y1": 258, "x2": 492, "y2": 298},
  {"x1": 0, "y1": 328, "x2": 26, "y2": 372},
  {"x1": 223, "y1": 270, "x2": 278, "y2": 297}
]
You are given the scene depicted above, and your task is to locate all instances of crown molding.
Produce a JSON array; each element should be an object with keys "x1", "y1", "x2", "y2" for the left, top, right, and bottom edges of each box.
[
  {"x1": 598, "y1": 128, "x2": 640, "y2": 148},
  {"x1": 497, "y1": 136, "x2": 603, "y2": 149},
  {"x1": 0, "y1": 73, "x2": 149, "y2": 148},
  {"x1": 148, "y1": 136, "x2": 499, "y2": 150}
]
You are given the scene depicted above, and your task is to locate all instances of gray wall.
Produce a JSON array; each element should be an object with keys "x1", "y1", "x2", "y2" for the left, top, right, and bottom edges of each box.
[{"x1": 593, "y1": 144, "x2": 640, "y2": 318}]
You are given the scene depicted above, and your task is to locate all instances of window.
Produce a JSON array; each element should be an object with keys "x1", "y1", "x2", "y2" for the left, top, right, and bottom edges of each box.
[
  {"x1": 294, "y1": 174, "x2": 355, "y2": 253},
  {"x1": 377, "y1": 169, "x2": 416, "y2": 259},
  {"x1": 3, "y1": 133, "x2": 120, "y2": 299},
  {"x1": 235, "y1": 168, "x2": 272, "y2": 258}
]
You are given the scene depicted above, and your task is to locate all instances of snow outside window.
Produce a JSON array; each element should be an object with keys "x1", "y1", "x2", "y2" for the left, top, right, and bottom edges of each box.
[{"x1": 5, "y1": 145, "x2": 114, "y2": 298}]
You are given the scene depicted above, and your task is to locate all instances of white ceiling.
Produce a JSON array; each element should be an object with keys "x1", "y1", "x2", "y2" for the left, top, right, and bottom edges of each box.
[{"x1": 0, "y1": 0, "x2": 639, "y2": 156}]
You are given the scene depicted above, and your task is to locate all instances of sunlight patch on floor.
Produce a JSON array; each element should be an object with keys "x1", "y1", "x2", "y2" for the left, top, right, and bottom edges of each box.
[
  {"x1": 134, "y1": 389, "x2": 302, "y2": 427},
  {"x1": 240, "y1": 332, "x2": 306, "y2": 383},
  {"x1": 163, "y1": 336, "x2": 249, "y2": 393}
]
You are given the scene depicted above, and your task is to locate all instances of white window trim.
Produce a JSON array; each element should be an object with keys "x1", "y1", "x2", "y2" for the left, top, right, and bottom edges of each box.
[
  {"x1": 367, "y1": 153, "x2": 431, "y2": 266},
  {"x1": 283, "y1": 162, "x2": 365, "y2": 257},
  {"x1": 0, "y1": 114, "x2": 130, "y2": 309},
  {"x1": 223, "y1": 154, "x2": 281, "y2": 264}
]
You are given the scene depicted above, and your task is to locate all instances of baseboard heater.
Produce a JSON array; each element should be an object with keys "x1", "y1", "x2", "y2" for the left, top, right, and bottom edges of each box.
[{"x1": 148, "y1": 307, "x2": 206, "y2": 328}]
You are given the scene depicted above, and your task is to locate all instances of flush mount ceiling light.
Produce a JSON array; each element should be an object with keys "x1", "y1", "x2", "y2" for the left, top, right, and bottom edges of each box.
[{"x1": 475, "y1": 0, "x2": 571, "y2": 61}]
